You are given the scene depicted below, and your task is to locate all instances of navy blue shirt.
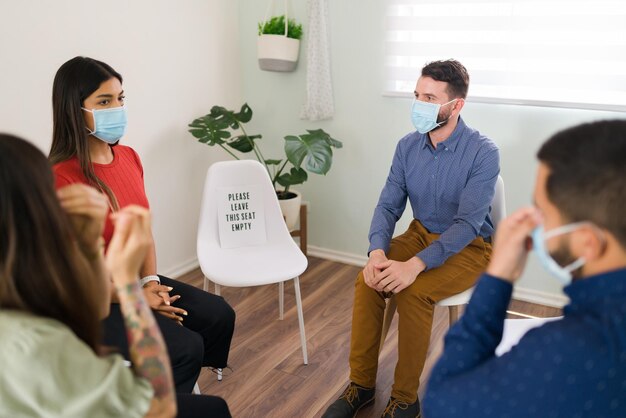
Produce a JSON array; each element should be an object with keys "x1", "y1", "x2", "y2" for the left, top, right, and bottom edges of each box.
[
  {"x1": 424, "y1": 269, "x2": 626, "y2": 418},
  {"x1": 368, "y1": 117, "x2": 500, "y2": 269}
]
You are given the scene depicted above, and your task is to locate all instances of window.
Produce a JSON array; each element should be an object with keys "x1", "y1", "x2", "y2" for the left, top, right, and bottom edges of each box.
[{"x1": 384, "y1": 0, "x2": 626, "y2": 111}]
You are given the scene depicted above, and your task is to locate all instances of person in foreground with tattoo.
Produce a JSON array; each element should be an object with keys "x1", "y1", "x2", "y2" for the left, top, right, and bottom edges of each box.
[{"x1": 0, "y1": 134, "x2": 231, "y2": 417}]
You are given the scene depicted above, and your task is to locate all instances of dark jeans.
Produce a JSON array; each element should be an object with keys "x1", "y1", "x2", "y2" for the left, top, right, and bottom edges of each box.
[
  {"x1": 102, "y1": 275, "x2": 236, "y2": 393},
  {"x1": 177, "y1": 394, "x2": 231, "y2": 418}
]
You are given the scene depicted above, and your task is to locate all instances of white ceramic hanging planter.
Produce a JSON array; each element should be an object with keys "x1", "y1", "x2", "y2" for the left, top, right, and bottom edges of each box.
[
  {"x1": 258, "y1": 34, "x2": 300, "y2": 72},
  {"x1": 258, "y1": 0, "x2": 301, "y2": 72}
]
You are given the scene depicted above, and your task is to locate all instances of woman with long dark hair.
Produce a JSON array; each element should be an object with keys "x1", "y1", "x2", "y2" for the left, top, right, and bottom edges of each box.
[
  {"x1": 0, "y1": 134, "x2": 230, "y2": 417},
  {"x1": 49, "y1": 56, "x2": 235, "y2": 394}
]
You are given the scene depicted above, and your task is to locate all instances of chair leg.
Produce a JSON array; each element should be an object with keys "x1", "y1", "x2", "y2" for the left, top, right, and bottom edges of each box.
[
  {"x1": 448, "y1": 305, "x2": 459, "y2": 327},
  {"x1": 279, "y1": 281, "x2": 285, "y2": 320},
  {"x1": 203, "y1": 276, "x2": 209, "y2": 292},
  {"x1": 300, "y1": 204, "x2": 307, "y2": 256},
  {"x1": 193, "y1": 382, "x2": 201, "y2": 394},
  {"x1": 211, "y1": 282, "x2": 224, "y2": 382},
  {"x1": 293, "y1": 277, "x2": 308, "y2": 365},
  {"x1": 379, "y1": 296, "x2": 397, "y2": 354}
]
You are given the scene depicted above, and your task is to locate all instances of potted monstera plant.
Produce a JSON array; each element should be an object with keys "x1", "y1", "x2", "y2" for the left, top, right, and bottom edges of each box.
[
  {"x1": 188, "y1": 103, "x2": 342, "y2": 230},
  {"x1": 257, "y1": 15, "x2": 303, "y2": 72}
]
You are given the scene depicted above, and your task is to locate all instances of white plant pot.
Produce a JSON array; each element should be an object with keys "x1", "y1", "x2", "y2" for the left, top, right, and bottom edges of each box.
[
  {"x1": 278, "y1": 190, "x2": 302, "y2": 231},
  {"x1": 257, "y1": 34, "x2": 300, "y2": 72}
]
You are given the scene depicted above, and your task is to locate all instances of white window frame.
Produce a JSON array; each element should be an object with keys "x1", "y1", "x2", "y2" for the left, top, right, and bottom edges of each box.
[{"x1": 384, "y1": 0, "x2": 626, "y2": 113}]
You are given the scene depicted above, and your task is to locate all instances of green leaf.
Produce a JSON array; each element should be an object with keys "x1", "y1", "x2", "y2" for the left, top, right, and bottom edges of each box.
[
  {"x1": 277, "y1": 167, "x2": 308, "y2": 187},
  {"x1": 188, "y1": 120, "x2": 205, "y2": 129},
  {"x1": 189, "y1": 103, "x2": 261, "y2": 150},
  {"x1": 258, "y1": 15, "x2": 303, "y2": 40},
  {"x1": 187, "y1": 114, "x2": 230, "y2": 146},
  {"x1": 227, "y1": 134, "x2": 261, "y2": 153},
  {"x1": 203, "y1": 115, "x2": 230, "y2": 130},
  {"x1": 326, "y1": 137, "x2": 343, "y2": 149},
  {"x1": 209, "y1": 105, "x2": 240, "y2": 130},
  {"x1": 235, "y1": 103, "x2": 253, "y2": 123},
  {"x1": 307, "y1": 129, "x2": 343, "y2": 149},
  {"x1": 189, "y1": 128, "x2": 207, "y2": 139},
  {"x1": 265, "y1": 159, "x2": 282, "y2": 165},
  {"x1": 284, "y1": 134, "x2": 333, "y2": 175}
]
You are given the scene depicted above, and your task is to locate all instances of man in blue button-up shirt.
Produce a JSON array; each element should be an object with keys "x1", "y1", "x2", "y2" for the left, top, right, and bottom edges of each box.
[
  {"x1": 323, "y1": 60, "x2": 499, "y2": 418},
  {"x1": 424, "y1": 119, "x2": 626, "y2": 418}
]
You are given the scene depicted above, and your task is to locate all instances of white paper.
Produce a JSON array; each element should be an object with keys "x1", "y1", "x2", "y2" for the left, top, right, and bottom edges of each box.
[{"x1": 217, "y1": 185, "x2": 267, "y2": 249}]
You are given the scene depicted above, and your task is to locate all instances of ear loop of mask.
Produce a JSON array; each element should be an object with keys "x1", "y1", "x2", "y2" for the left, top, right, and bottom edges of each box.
[
  {"x1": 544, "y1": 221, "x2": 607, "y2": 273},
  {"x1": 434, "y1": 98, "x2": 459, "y2": 127},
  {"x1": 81, "y1": 108, "x2": 97, "y2": 135}
]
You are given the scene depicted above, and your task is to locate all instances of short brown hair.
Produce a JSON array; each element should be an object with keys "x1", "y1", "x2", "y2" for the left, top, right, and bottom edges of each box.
[
  {"x1": 537, "y1": 120, "x2": 626, "y2": 249},
  {"x1": 421, "y1": 59, "x2": 470, "y2": 99}
]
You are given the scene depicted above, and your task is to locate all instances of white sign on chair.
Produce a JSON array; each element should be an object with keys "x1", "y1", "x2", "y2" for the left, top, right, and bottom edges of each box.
[{"x1": 217, "y1": 185, "x2": 267, "y2": 249}]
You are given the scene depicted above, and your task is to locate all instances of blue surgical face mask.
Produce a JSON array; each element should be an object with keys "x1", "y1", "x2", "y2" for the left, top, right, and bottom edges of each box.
[
  {"x1": 82, "y1": 106, "x2": 127, "y2": 144},
  {"x1": 531, "y1": 223, "x2": 587, "y2": 286},
  {"x1": 411, "y1": 98, "x2": 457, "y2": 134}
]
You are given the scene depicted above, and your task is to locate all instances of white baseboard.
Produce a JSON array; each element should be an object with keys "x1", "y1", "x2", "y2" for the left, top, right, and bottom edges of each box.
[
  {"x1": 161, "y1": 257, "x2": 199, "y2": 279},
  {"x1": 308, "y1": 245, "x2": 368, "y2": 267},
  {"x1": 307, "y1": 245, "x2": 568, "y2": 308},
  {"x1": 512, "y1": 287, "x2": 568, "y2": 308}
]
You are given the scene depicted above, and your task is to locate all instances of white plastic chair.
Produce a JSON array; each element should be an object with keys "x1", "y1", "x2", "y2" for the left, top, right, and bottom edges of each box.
[
  {"x1": 434, "y1": 174, "x2": 506, "y2": 325},
  {"x1": 380, "y1": 176, "x2": 506, "y2": 350},
  {"x1": 197, "y1": 160, "x2": 309, "y2": 366}
]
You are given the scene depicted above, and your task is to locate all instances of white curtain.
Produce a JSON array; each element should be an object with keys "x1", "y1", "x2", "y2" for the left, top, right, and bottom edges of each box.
[
  {"x1": 385, "y1": 0, "x2": 626, "y2": 111},
  {"x1": 301, "y1": 0, "x2": 334, "y2": 121}
]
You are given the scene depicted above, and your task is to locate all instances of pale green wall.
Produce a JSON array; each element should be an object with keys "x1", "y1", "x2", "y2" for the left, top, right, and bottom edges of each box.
[{"x1": 238, "y1": 1, "x2": 625, "y2": 300}]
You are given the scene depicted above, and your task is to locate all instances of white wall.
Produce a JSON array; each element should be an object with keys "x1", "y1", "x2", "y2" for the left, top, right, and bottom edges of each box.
[
  {"x1": 238, "y1": 0, "x2": 626, "y2": 306},
  {"x1": 0, "y1": 0, "x2": 241, "y2": 275}
]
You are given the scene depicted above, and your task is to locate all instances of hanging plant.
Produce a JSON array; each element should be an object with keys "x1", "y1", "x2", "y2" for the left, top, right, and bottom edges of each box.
[
  {"x1": 258, "y1": 15, "x2": 303, "y2": 39},
  {"x1": 257, "y1": 14, "x2": 303, "y2": 72}
]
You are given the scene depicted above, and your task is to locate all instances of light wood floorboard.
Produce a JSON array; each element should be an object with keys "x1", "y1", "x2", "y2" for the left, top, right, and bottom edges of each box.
[{"x1": 177, "y1": 256, "x2": 562, "y2": 418}]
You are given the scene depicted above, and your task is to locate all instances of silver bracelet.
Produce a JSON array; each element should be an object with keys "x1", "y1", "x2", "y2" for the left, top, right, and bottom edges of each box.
[{"x1": 140, "y1": 275, "x2": 160, "y2": 287}]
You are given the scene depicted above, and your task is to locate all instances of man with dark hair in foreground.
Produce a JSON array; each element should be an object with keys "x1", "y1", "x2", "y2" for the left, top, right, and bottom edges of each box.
[{"x1": 423, "y1": 119, "x2": 626, "y2": 418}]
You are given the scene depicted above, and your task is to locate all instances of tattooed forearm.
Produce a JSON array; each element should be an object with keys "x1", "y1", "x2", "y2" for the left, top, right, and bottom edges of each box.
[{"x1": 117, "y1": 281, "x2": 175, "y2": 399}]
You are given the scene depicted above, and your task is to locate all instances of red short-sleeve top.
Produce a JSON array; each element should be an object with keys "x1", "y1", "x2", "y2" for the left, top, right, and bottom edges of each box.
[{"x1": 53, "y1": 145, "x2": 150, "y2": 246}]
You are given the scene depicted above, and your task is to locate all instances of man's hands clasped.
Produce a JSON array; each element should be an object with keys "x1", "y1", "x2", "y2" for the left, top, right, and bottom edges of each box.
[{"x1": 364, "y1": 249, "x2": 426, "y2": 295}]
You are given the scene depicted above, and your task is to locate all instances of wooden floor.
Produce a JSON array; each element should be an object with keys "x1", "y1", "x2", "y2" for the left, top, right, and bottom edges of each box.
[{"x1": 178, "y1": 257, "x2": 561, "y2": 418}]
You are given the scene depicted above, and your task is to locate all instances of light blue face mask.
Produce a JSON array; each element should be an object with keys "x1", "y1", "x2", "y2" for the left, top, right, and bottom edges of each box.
[
  {"x1": 411, "y1": 98, "x2": 457, "y2": 134},
  {"x1": 82, "y1": 106, "x2": 127, "y2": 144},
  {"x1": 531, "y1": 223, "x2": 587, "y2": 286}
]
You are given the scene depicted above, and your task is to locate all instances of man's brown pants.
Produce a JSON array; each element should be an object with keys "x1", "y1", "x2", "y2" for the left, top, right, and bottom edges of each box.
[{"x1": 349, "y1": 220, "x2": 492, "y2": 403}]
